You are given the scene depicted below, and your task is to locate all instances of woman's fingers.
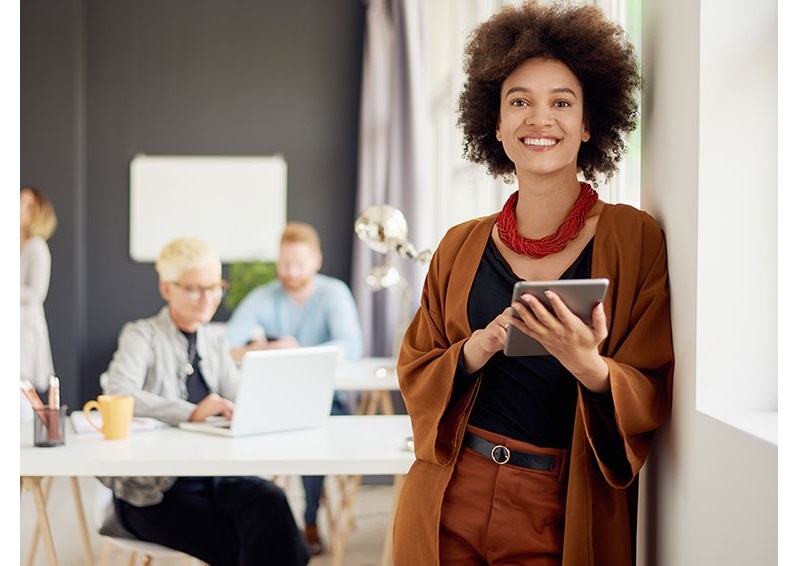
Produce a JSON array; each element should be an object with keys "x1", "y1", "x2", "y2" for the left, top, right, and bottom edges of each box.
[
  {"x1": 514, "y1": 293, "x2": 556, "y2": 329},
  {"x1": 591, "y1": 301, "x2": 608, "y2": 342}
]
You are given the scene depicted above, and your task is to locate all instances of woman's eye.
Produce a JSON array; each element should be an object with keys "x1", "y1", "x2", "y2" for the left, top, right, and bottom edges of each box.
[
  {"x1": 510, "y1": 99, "x2": 528, "y2": 107},
  {"x1": 554, "y1": 100, "x2": 571, "y2": 108}
]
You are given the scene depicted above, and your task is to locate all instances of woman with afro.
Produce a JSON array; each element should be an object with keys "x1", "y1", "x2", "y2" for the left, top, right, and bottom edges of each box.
[{"x1": 393, "y1": 2, "x2": 673, "y2": 564}]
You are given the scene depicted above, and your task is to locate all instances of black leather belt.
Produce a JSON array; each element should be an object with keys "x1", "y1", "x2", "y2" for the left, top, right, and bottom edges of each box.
[{"x1": 463, "y1": 431, "x2": 555, "y2": 471}]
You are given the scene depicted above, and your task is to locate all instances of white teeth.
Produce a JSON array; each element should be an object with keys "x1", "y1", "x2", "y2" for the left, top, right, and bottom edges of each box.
[{"x1": 524, "y1": 138, "x2": 557, "y2": 146}]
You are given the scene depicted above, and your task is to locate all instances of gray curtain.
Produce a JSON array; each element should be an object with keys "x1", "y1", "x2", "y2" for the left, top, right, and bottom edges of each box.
[{"x1": 352, "y1": 0, "x2": 431, "y2": 357}]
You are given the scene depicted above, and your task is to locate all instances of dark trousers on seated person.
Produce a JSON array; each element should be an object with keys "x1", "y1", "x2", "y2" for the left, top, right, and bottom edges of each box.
[
  {"x1": 114, "y1": 476, "x2": 310, "y2": 566},
  {"x1": 438, "y1": 425, "x2": 569, "y2": 566},
  {"x1": 301, "y1": 395, "x2": 348, "y2": 526}
]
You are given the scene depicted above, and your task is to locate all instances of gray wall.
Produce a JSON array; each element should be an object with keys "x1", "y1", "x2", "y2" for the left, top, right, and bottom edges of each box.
[{"x1": 21, "y1": 0, "x2": 366, "y2": 410}]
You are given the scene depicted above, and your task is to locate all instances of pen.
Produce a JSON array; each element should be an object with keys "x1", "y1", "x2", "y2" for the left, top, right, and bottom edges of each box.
[
  {"x1": 47, "y1": 376, "x2": 61, "y2": 443},
  {"x1": 20, "y1": 380, "x2": 48, "y2": 425},
  {"x1": 48, "y1": 375, "x2": 60, "y2": 409}
]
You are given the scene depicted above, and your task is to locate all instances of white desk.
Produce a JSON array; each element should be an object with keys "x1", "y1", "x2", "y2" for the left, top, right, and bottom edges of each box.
[
  {"x1": 335, "y1": 357, "x2": 399, "y2": 415},
  {"x1": 21, "y1": 415, "x2": 414, "y2": 566}
]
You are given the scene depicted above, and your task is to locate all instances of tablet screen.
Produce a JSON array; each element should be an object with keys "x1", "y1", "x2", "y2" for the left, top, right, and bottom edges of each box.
[{"x1": 503, "y1": 278, "x2": 609, "y2": 357}]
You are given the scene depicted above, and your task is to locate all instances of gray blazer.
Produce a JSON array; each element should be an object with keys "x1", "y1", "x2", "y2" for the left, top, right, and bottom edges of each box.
[{"x1": 98, "y1": 306, "x2": 241, "y2": 506}]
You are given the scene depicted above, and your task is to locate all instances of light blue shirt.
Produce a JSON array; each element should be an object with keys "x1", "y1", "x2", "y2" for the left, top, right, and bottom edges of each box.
[{"x1": 224, "y1": 274, "x2": 364, "y2": 361}]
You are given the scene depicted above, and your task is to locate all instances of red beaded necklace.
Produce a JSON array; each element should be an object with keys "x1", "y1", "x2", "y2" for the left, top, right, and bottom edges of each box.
[{"x1": 496, "y1": 182, "x2": 598, "y2": 258}]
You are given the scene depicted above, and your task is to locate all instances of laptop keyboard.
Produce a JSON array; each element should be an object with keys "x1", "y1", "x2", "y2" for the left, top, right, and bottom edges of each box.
[{"x1": 204, "y1": 416, "x2": 232, "y2": 428}]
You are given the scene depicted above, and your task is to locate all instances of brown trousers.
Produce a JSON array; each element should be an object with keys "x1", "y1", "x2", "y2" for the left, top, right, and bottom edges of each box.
[{"x1": 439, "y1": 425, "x2": 569, "y2": 566}]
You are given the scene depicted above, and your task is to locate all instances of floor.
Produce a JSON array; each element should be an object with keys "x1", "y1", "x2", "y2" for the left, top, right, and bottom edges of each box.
[{"x1": 20, "y1": 475, "x2": 394, "y2": 566}]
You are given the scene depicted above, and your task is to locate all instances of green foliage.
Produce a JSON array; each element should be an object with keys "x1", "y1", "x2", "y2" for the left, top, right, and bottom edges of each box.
[{"x1": 223, "y1": 261, "x2": 277, "y2": 313}]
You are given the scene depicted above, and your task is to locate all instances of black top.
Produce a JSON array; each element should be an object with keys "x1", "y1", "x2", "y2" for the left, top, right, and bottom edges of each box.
[
  {"x1": 457, "y1": 236, "x2": 594, "y2": 449},
  {"x1": 181, "y1": 330, "x2": 211, "y2": 404}
]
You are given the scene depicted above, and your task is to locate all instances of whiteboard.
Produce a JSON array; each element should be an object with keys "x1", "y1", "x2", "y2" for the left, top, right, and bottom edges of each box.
[{"x1": 130, "y1": 154, "x2": 287, "y2": 262}]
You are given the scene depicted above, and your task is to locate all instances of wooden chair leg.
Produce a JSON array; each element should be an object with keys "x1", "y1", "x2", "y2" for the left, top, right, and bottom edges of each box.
[{"x1": 99, "y1": 539, "x2": 115, "y2": 566}]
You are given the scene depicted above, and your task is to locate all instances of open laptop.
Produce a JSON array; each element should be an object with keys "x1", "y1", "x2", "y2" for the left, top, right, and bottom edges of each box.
[{"x1": 179, "y1": 345, "x2": 340, "y2": 437}]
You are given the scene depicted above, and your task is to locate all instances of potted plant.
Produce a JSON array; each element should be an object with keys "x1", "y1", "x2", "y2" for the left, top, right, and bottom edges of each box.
[{"x1": 222, "y1": 261, "x2": 277, "y2": 315}]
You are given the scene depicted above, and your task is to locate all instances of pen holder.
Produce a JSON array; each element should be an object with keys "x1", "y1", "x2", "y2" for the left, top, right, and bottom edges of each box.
[{"x1": 33, "y1": 405, "x2": 67, "y2": 447}]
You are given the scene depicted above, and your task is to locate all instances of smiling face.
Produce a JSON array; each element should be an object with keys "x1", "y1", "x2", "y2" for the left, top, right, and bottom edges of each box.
[{"x1": 496, "y1": 57, "x2": 590, "y2": 181}]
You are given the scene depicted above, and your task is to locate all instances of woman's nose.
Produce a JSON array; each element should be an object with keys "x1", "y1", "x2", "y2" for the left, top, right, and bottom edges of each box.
[{"x1": 525, "y1": 104, "x2": 553, "y2": 126}]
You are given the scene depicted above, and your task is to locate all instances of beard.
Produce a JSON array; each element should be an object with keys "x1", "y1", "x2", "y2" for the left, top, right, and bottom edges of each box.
[{"x1": 281, "y1": 275, "x2": 313, "y2": 292}]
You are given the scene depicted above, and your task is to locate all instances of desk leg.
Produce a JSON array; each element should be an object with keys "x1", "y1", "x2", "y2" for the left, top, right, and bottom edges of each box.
[
  {"x1": 378, "y1": 391, "x2": 395, "y2": 415},
  {"x1": 70, "y1": 477, "x2": 95, "y2": 566},
  {"x1": 22, "y1": 476, "x2": 58, "y2": 566},
  {"x1": 25, "y1": 476, "x2": 53, "y2": 566},
  {"x1": 365, "y1": 392, "x2": 379, "y2": 415},
  {"x1": 321, "y1": 478, "x2": 350, "y2": 544},
  {"x1": 380, "y1": 475, "x2": 404, "y2": 566},
  {"x1": 356, "y1": 393, "x2": 370, "y2": 415},
  {"x1": 359, "y1": 391, "x2": 395, "y2": 416},
  {"x1": 328, "y1": 474, "x2": 362, "y2": 566}
]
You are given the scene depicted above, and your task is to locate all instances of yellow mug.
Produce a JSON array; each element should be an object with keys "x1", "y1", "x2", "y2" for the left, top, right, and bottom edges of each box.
[{"x1": 82, "y1": 395, "x2": 135, "y2": 440}]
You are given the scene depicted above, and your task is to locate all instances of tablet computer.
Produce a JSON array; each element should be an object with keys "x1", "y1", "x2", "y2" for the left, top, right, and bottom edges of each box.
[{"x1": 503, "y1": 278, "x2": 609, "y2": 357}]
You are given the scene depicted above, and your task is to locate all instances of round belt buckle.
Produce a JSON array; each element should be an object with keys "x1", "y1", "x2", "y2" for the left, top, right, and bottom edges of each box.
[{"x1": 491, "y1": 444, "x2": 511, "y2": 465}]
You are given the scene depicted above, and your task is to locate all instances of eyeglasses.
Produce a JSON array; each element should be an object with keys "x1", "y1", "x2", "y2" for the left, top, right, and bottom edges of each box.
[{"x1": 170, "y1": 280, "x2": 230, "y2": 302}]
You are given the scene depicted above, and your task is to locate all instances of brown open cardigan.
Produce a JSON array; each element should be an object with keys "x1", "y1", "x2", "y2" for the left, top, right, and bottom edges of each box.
[{"x1": 393, "y1": 203, "x2": 674, "y2": 566}]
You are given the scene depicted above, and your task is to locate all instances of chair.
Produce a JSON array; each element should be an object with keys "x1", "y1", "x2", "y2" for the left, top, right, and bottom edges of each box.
[{"x1": 93, "y1": 482, "x2": 207, "y2": 566}]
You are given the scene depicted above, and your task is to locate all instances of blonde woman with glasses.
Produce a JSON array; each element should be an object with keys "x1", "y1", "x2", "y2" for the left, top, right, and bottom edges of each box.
[{"x1": 98, "y1": 236, "x2": 310, "y2": 566}]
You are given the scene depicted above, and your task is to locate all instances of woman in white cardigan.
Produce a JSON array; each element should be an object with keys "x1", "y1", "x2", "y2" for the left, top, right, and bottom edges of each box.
[{"x1": 20, "y1": 186, "x2": 57, "y2": 412}]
